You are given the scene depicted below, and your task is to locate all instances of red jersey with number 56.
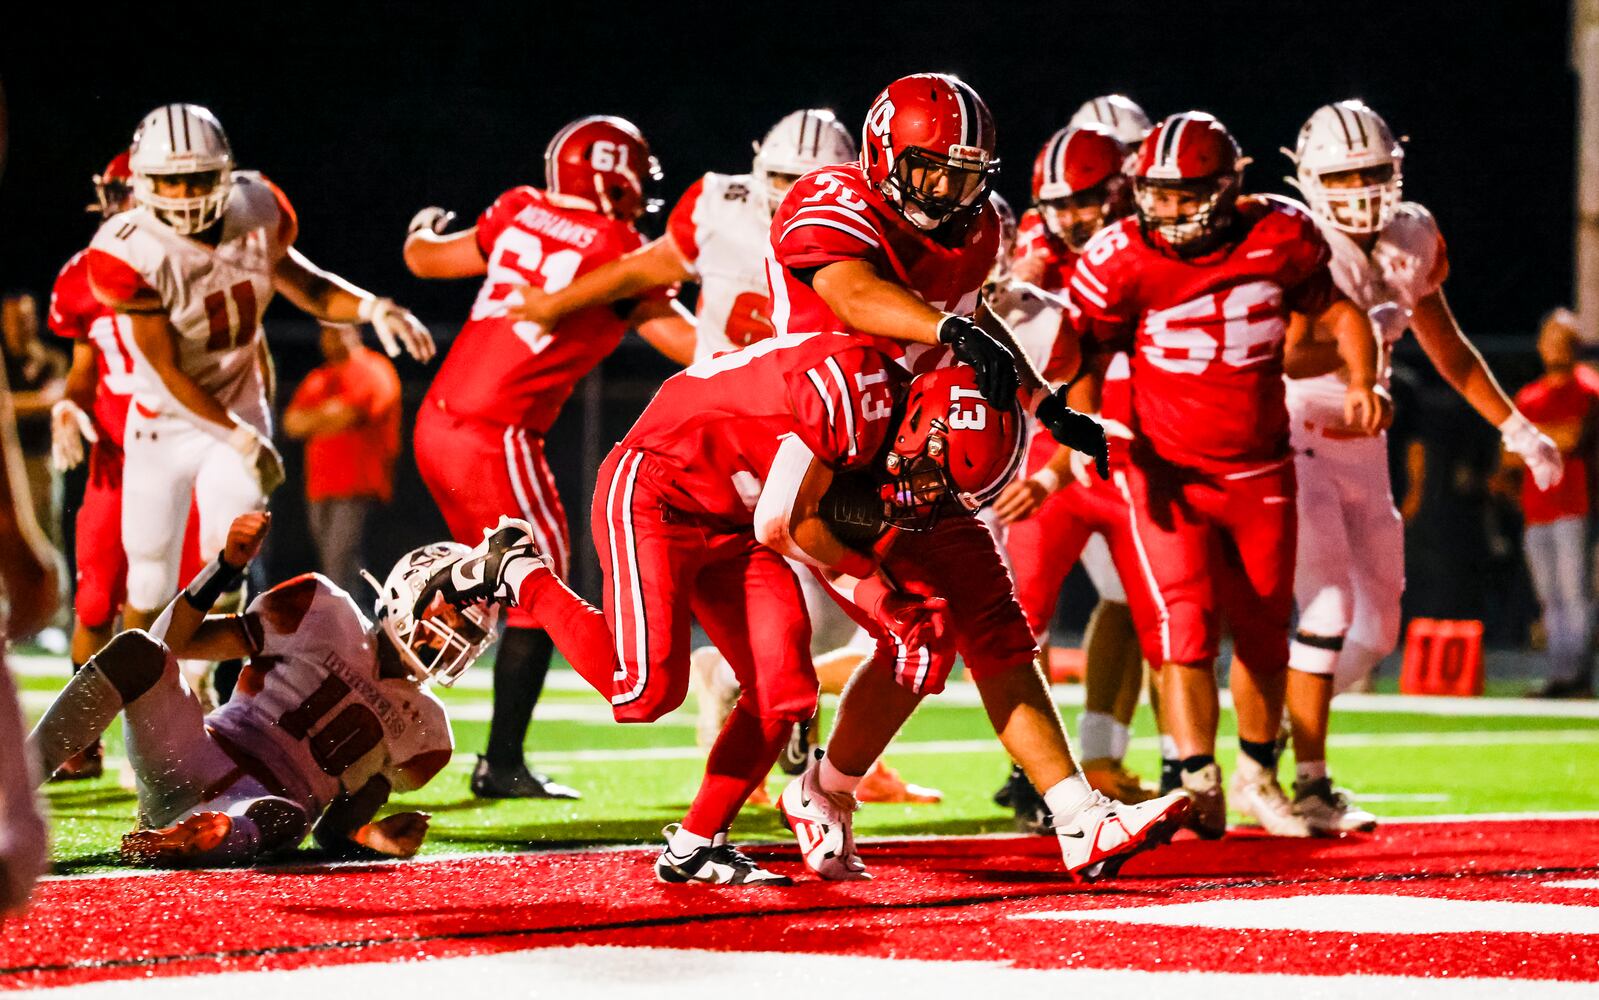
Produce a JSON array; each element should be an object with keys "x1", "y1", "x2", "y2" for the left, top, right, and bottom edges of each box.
[
  {"x1": 425, "y1": 186, "x2": 669, "y2": 433},
  {"x1": 48, "y1": 250, "x2": 143, "y2": 449},
  {"x1": 1068, "y1": 195, "x2": 1339, "y2": 473},
  {"x1": 766, "y1": 163, "x2": 998, "y2": 375},
  {"x1": 621, "y1": 332, "x2": 903, "y2": 528}
]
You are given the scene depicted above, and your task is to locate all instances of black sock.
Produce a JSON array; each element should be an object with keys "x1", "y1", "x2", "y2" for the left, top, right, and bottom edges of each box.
[
  {"x1": 1160, "y1": 757, "x2": 1182, "y2": 793},
  {"x1": 1181, "y1": 754, "x2": 1216, "y2": 774},
  {"x1": 1239, "y1": 738, "x2": 1278, "y2": 771},
  {"x1": 485, "y1": 626, "x2": 554, "y2": 769}
]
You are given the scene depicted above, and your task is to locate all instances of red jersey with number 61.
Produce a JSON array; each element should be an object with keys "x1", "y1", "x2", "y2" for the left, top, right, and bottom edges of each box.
[
  {"x1": 1068, "y1": 195, "x2": 1339, "y2": 474},
  {"x1": 621, "y1": 332, "x2": 903, "y2": 528},
  {"x1": 425, "y1": 186, "x2": 668, "y2": 433},
  {"x1": 766, "y1": 163, "x2": 998, "y2": 375},
  {"x1": 48, "y1": 250, "x2": 142, "y2": 449}
]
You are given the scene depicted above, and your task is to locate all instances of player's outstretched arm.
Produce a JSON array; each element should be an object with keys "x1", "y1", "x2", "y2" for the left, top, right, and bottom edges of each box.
[
  {"x1": 402, "y1": 210, "x2": 487, "y2": 280},
  {"x1": 630, "y1": 298, "x2": 699, "y2": 367},
  {"x1": 512, "y1": 235, "x2": 693, "y2": 328},
  {"x1": 149, "y1": 511, "x2": 269, "y2": 658},
  {"x1": 1410, "y1": 289, "x2": 1515, "y2": 426},
  {"x1": 274, "y1": 248, "x2": 434, "y2": 363}
]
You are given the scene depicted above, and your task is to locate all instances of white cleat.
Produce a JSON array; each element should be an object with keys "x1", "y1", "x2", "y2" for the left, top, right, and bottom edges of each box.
[
  {"x1": 1293, "y1": 777, "x2": 1379, "y2": 834},
  {"x1": 1055, "y1": 788, "x2": 1190, "y2": 880},
  {"x1": 779, "y1": 750, "x2": 871, "y2": 881},
  {"x1": 1180, "y1": 762, "x2": 1227, "y2": 839},
  {"x1": 1230, "y1": 755, "x2": 1312, "y2": 837}
]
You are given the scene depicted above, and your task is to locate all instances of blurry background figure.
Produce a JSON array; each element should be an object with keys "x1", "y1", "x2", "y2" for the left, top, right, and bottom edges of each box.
[
  {"x1": 1506, "y1": 309, "x2": 1598, "y2": 699},
  {"x1": 283, "y1": 323, "x2": 401, "y2": 598},
  {"x1": 0, "y1": 359, "x2": 61, "y2": 916},
  {"x1": 1, "y1": 292, "x2": 66, "y2": 648}
]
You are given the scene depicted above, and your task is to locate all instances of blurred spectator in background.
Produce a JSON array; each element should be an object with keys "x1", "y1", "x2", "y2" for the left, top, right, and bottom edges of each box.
[
  {"x1": 1, "y1": 293, "x2": 65, "y2": 550},
  {"x1": 0, "y1": 360, "x2": 60, "y2": 916},
  {"x1": 1507, "y1": 309, "x2": 1598, "y2": 699},
  {"x1": 284, "y1": 323, "x2": 401, "y2": 596}
]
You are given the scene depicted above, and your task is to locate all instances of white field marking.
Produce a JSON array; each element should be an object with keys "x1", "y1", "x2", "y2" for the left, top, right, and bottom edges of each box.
[
  {"x1": 28, "y1": 945, "x2": 1599, "y2": 999},
  {"x1": 1017, "y1": 894, "x2": 1599, "y2": 935},
  {"x1": 16, "y1": 652, "x2": 1599, "y2": 719},
  {"x1": 1548, "y1": 879, "x2": 1599, "y2": 889},
  {"x1": 1351, "y1": 793, "x2": 1450, "y2": 803}
]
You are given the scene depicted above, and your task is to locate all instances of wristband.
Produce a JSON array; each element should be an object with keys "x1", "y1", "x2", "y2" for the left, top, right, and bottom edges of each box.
[
  {"x1": 1030, "y1": 468, "x2": 1061, "y2": 494},
  {"x1": 183, "y1": 554, "x2": 246, "y2": 611},
  {"x1": 356, "y1": 295, "x2": 380, "y2": 323}
]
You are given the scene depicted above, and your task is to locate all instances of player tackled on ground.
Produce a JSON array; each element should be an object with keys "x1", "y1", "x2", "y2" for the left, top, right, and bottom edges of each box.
[{"x1": 26, "y1": 512, "x2": 470, "y2": 867}]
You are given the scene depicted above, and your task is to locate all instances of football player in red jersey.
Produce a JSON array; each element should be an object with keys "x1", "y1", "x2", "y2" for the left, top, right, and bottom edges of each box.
[
  {"x1": 1012, "y1": 122, "x2": 1131, "y2": 293},
  {"x1": 403, "y1": 116, "x2": 690, "y2": 800},
  {"x1": 1063, "y1": 112, "x2": 1384, "y2": 838}
]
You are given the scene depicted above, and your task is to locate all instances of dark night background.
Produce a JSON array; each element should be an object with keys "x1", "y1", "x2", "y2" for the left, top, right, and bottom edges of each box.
[{"x1": 0, "y1": 0, "x2": 1571, "y2": 639}]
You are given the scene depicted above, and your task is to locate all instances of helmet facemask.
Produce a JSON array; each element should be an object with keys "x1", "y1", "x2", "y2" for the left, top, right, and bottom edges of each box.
[
  {"x1": 362, "y1": 543, "x2": 500, "y2": 688},
  {"x1": 1300, "y1": 162, "x2": 1401, "y2": 234},
  {"x1": 135, "y1": 168, "x2": 231, "y2": 236},
  {"x1": 1133, "y1": 174, "x2": 1238, "y2": 256},
  {"x1": 1041, "y1": 177, "x2": 1127, "y2": 252},
  {"x1": 887, "y1": 147, "x2": 996, "y2": 231},
  {"x1": 879, "y1": 423, "x2": 961, "y2": 531}
]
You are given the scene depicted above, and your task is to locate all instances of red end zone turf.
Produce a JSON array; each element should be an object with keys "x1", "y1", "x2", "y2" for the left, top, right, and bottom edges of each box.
[{"x1": 3, "y1": 819, "x2": 1597, "y2": 990}]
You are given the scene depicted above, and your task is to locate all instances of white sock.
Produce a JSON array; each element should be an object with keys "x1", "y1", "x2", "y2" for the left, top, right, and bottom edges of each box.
[
  {"x1": 1077, "y1": 710, "x2": 1117, "y2": 761},
  {"x1": 1160, "y1": 734, "x2": 1179, "y2": 760},
  {"x1": 711, "y1": 830, "x2": 729, "y2": 847},
  {"x1": 668, "y1": 824, "x2": 714, "y2": 857},
  {"x1": 1109, "y1": 720, "x2": 1132, "y2": 761},
  {"x1": 1296, "y1": 759, "x2": 1328, "y2": 785},
  {"x1": 27, "y1": 664, "x2": 123, "y2": 779},
  {"x1": 1043, "y1": 772, "x2": 1094, "y2": 819},
  {"x1": 819, "y1": 754, "x2": 863, "y2": 795}
]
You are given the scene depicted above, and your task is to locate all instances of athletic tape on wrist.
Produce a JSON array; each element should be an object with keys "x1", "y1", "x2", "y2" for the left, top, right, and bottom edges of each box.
[{"x1": 183, "y1": 556, "x2": 245, "y2": 611}]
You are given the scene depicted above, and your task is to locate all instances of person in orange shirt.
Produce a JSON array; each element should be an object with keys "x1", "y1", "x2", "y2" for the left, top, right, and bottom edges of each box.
[{"x1": 284, "y1": 323, "x2": 401, "y2": 597}]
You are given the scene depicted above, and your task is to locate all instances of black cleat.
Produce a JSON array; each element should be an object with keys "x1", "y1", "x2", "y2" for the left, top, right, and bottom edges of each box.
[
  {"x1": 997, "y1": 764, "x2": 1051, "y2": 834},
  {"x1": 52, "y1": 739, "x2": 104, "y2": 782},
  {"x1": 470, "y1": 756, "x2": 581, "y2": 800},
  {"x1": 655, "y1": 826, "x2": 793, "y2": 886},
  {"x1": 779, "y1": 713, "x2": 818, "y2": 776}
]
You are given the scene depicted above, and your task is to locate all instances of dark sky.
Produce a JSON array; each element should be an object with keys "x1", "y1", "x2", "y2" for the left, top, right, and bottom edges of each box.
[{"x1": 0, "y1": 0, "x2": 1577, "y2": 337}]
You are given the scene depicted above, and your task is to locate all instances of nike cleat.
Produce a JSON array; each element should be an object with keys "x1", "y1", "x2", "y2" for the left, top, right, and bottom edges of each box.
[
  {"x1": 1180, "y1": 761, "x2": 1228, "y2": 839},
  {"x1": 1055, "y1": 788, "x2": 1190, "y2": 880},
  {"x1": 121, "y1": 811, "x2": 232, "y2": 867},
  {"x1": 779, "y1": 749, "x2": 870, "y2": 880},
  {"x1": 655, "y1": 825, "x2": 792, "y2": 886},
  {"x1": 1293, "y1": 776, "x2": 1378, "y2": 834},
  {"x1": 471, "y1": 756, "x2": 580, "y2": 800}
]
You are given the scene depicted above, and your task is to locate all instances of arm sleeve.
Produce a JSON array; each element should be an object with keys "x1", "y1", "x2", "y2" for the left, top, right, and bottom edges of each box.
[
  {"x1": 665, "y1": 175, "x2": 708, "y2": 266},
  {"x1": 785, "y1": 346, "x2": 896, "y2": 471}
]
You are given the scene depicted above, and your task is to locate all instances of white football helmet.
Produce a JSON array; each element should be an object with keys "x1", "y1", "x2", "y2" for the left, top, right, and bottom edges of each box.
[
  {"x1": 363, "y1": 542, "x2": 499, "y2": 687},
  {"x1": 1288, "y1": 100, "x2": 1404, "y2": 234},
  {"x1": 987, "y1": 190, "x2": 1017, "y2": 283},
  {"x1": 1069, "y1": 95, "x2": 1153, "y2": 147},
  {"x1": 128, "y1": 103, "x2": 233, "y2": 235},
  {"x1": 752, "y1": 109, "x2": 856, "y2": 216}
]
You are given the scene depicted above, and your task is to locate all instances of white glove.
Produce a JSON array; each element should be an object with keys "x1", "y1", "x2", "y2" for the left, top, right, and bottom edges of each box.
[
  {"x1": 49, "y1": 399, "x2": 98, "y2": 472},
  {"x1": 407, "y1": 206, "x2": 456, "y2": 236},
  {"x1": 1501, "y1": 410, "x2": 1564, "y2": 491},
  {"x1": 228, "y1": 420, "x2": 286, "y2": 496},
  {"x1": 364, "y1": 297, "x2": 436, "y2": 363}
]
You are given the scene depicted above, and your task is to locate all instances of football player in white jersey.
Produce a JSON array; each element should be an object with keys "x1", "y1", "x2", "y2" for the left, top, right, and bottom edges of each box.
[
  {"x1": 1274, "y1": 100, "x2": 1563, "y2": 833},
  {"x1": 86, "y1": 103, "x2": 435, "y2": 637},
  {"x1": 27, "y1": 512, "x2": 473, "y2": 867},
  {"x1": 1068, "y1": 94, "x2": 1153, "y2": 149}
]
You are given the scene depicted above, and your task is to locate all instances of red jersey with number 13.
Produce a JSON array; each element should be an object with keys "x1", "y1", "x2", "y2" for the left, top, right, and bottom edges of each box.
[
  {"x1": 766, "y1": 163, "x2": 998, "y2": 375},
  {"x1": 424, "y1": 186, "x2": 667, "y2": 433},
  {"x1": 1067, "y1": 195, "x2": 1339, "y2": 474}
]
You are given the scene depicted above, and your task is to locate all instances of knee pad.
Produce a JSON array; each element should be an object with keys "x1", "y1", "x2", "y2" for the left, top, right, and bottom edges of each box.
[
  {"x1": 125, "y1": 561, "x2": 178, "y2": 614},
  {"x1": 1289, "y1": 630, "x2": 1344, "y2": 676},
  {"x1": 93, "y1": 629, "x2": 173, "y2": 702},
  {"x1": 238, "y1": 797, "x2": 309, "y2": 855}
]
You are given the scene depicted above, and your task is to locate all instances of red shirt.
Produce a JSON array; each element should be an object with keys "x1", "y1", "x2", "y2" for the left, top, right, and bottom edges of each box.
[
  {"x1": 288, "y1": 347, "x2": 401, "y2": 503},
  {"x1": 1066, "y1": 196, "x2": 1339, "y2": 474},
  {"x1": 1514, "y1": 368, "x2": 1599, "y2": 524},
  {"x1": 621, "y1": 333, "x2": 901, "y2": 528},
  {"x1": 767, "y1": 163, "x2": 998, "y2": 376},
  {"x1": 1012, "y1": 209, "x2": 1076, "y2": 293},
  {"x1": 424, "y1": 187, "x2": 667, "y2": 433},
  {"x1": 47, "y1": 249, "x2": 137, "y2": 449}
]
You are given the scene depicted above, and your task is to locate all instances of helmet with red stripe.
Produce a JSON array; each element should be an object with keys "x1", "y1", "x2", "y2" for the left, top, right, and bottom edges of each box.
[
  {"x1": 544, "y1": 116, "x2": 662, "y2": 222},
  {"x1": 1031, "y1": 123, "x2": 1131, "y2": 251},
  {"x1": 881, "y1": 365, "x2": 1023, "y2": 530},
  {"x1": 1131, "y1": 111, "x2": 1244, "y2": 255},
  {"x1": 90, "y1": 150, "x2": 134, "y2": 218},
  {"x1": 129, "y1": 103, "x2": 233, "y2": 235},
  {"x1": 861, "y1": 73, "x2": 999, "y2": 232},
  {"x1": 1288, "y1": 100, "x2": 1404, "y2": 234},
  {"x1": 1069, "y1": 94, "x2": 1153, "y2": 147}
]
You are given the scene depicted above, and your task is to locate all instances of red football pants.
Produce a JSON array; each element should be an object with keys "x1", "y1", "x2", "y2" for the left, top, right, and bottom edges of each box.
[
  {"x1": 77, "y1": 441, "x2": 201, "y2": 630},
  {"x1": 1116, "y1": 454, "x2": 1297, "y2": 672},
  {"x1": 415, "y1": 402, "x2": 570, "y2": 629},
  {"x1": 592, "y1": 447, "x2": 818, "y2": 725}
]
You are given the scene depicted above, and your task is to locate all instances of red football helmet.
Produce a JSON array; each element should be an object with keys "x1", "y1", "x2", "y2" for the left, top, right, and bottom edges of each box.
[
  {"x1": 1031, "y1": 123, "x2": 1130, "y2": 251},
  {"x1": 881, "y1": 365, "x2": 1024, "y2": 530},
  {"x1": 1130, "y1": 112, "x2": 1244, "y2": 254},
  {"x1": 544, "y1": 116, "x2": 661, "y2": 222},
  {"x1": 861, "y1": 73, "x2": 999, "y2": 231},
  {"x1": 90, "y1": 150, "x2": 133, "y2": 218}
]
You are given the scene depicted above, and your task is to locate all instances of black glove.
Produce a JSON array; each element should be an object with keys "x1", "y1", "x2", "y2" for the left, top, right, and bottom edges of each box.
[
  {"x1": 1036, "y1": 390, "x2": 1109, "y2": 481},
  {"x1": 411, "y1": 517, "x2": 546, "y2": 616},
  {"x1": 937, "y1": 314, "x2": 1019, "y2": 408}
]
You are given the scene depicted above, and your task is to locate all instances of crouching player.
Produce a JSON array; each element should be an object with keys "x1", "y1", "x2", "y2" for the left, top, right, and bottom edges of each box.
[{"x1": 27, "y1": 512, "x2": 467, "y2": 866}]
